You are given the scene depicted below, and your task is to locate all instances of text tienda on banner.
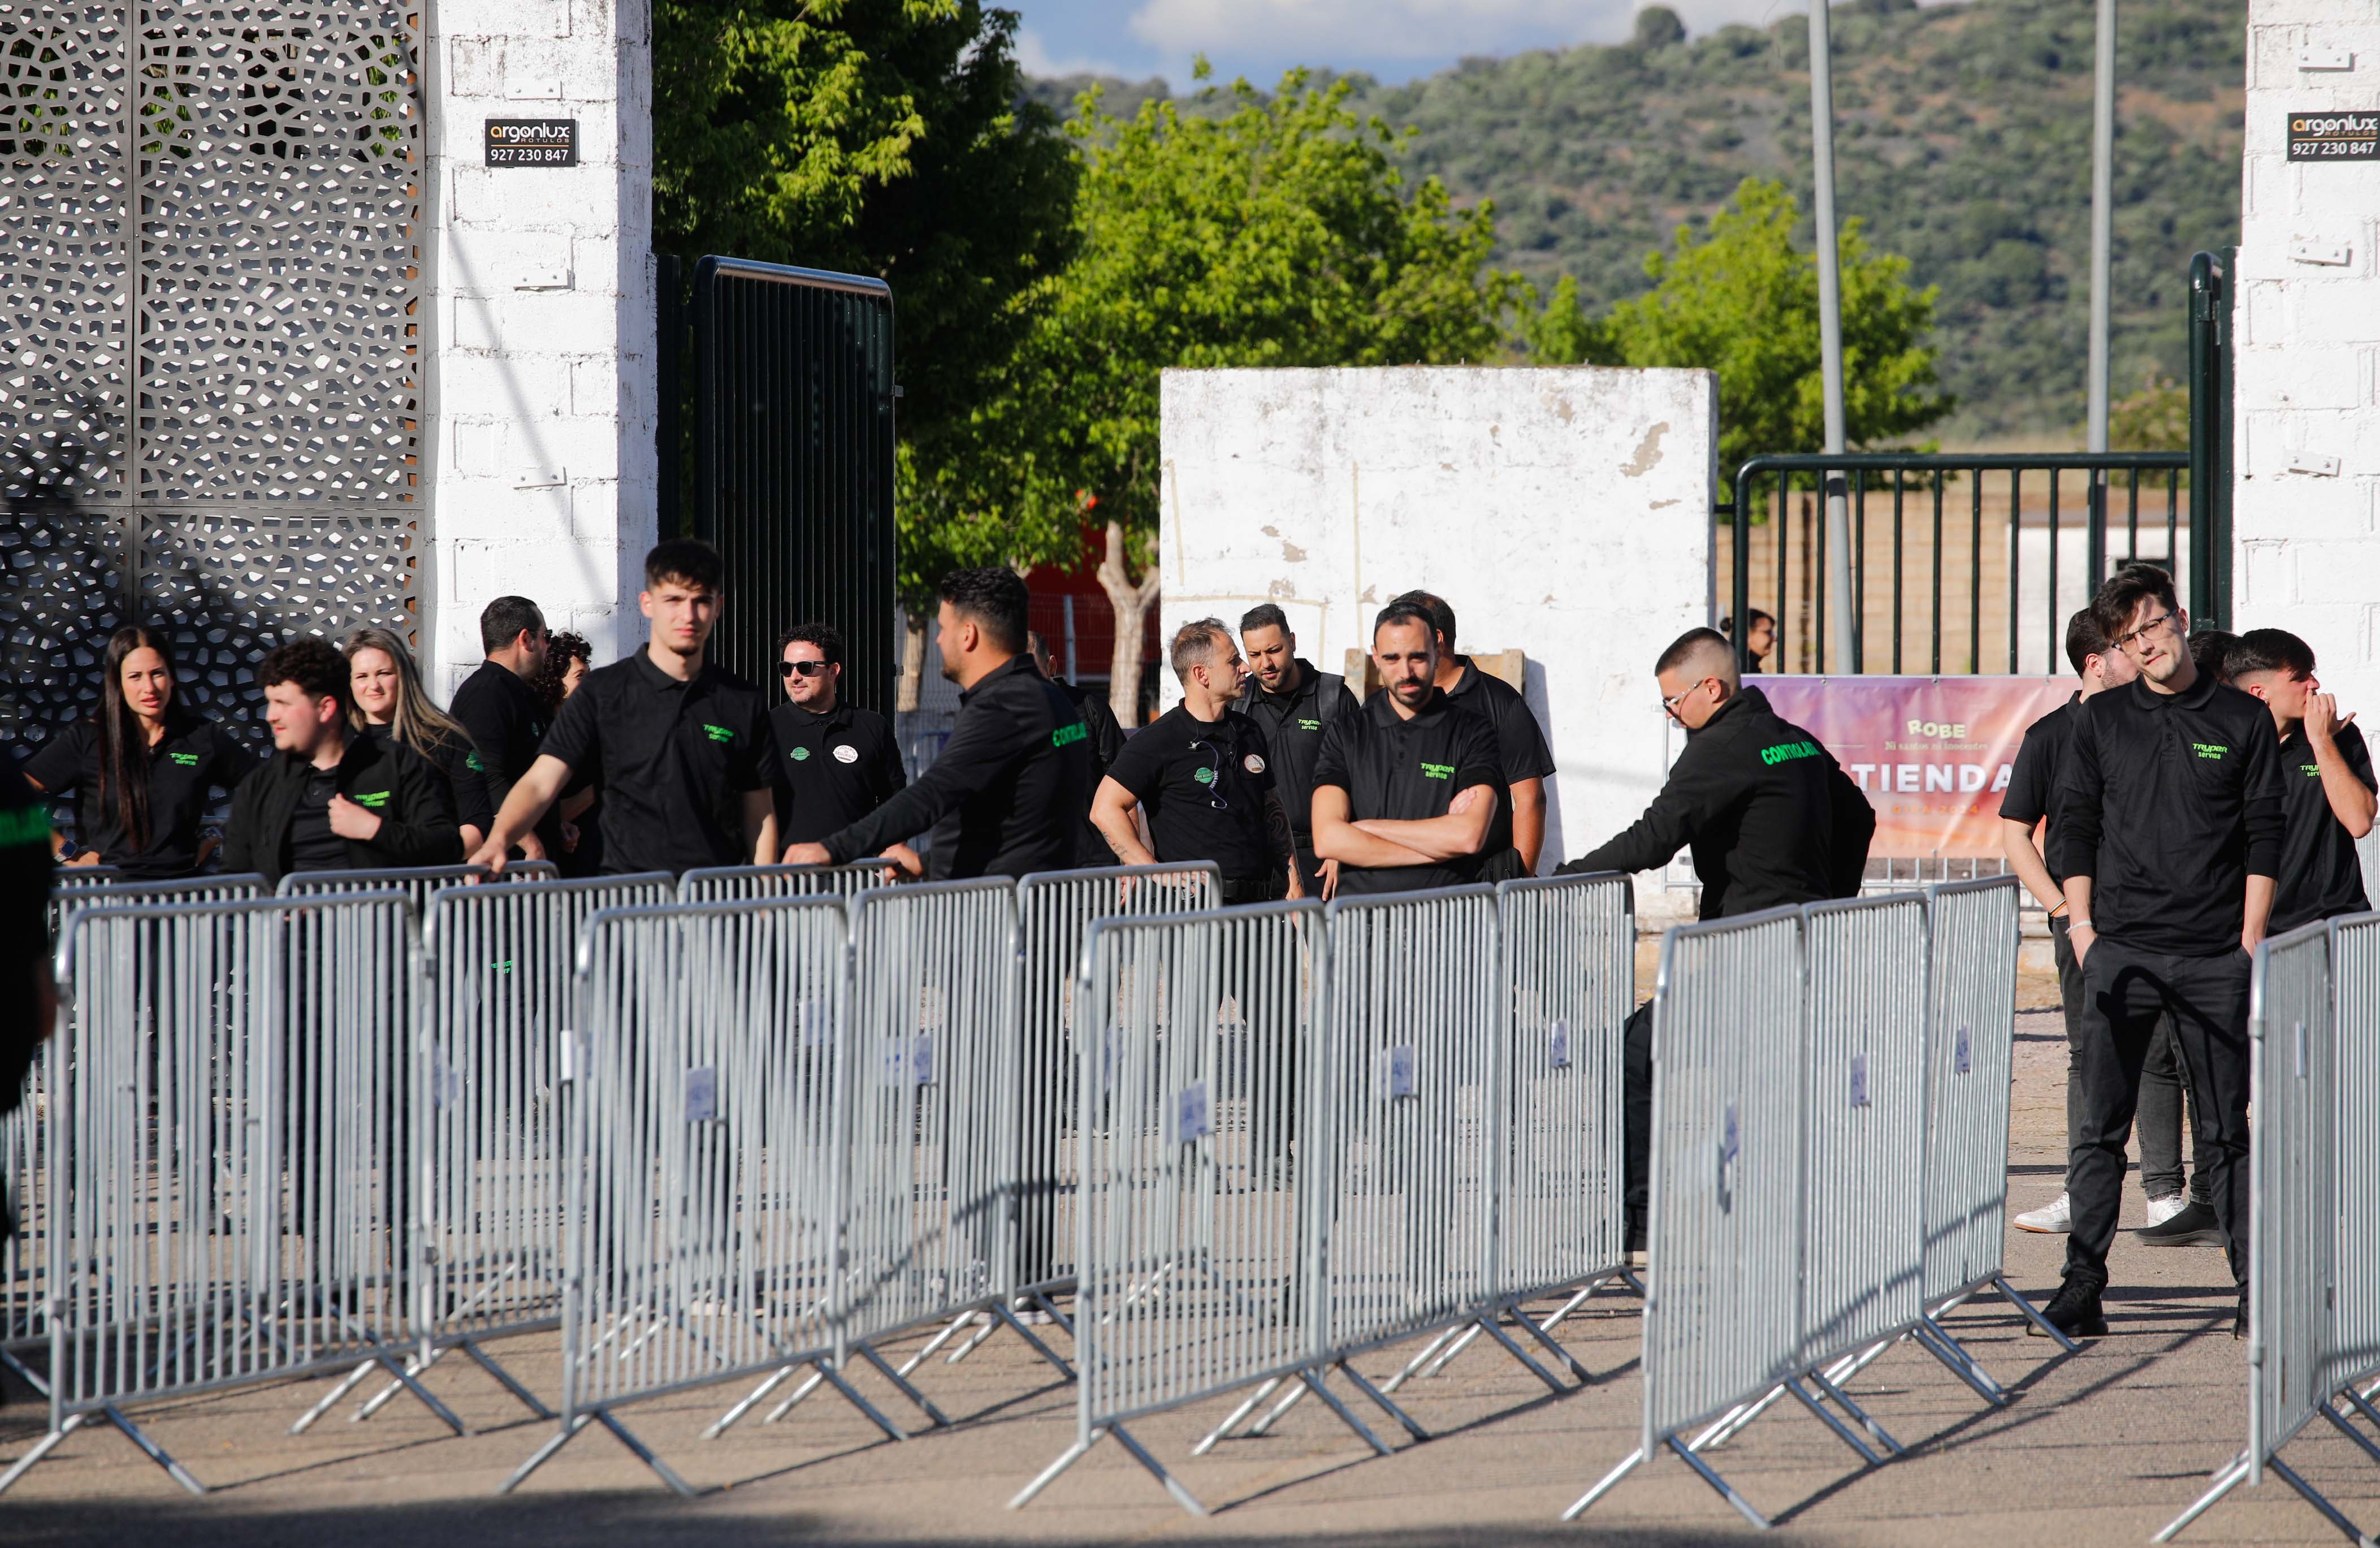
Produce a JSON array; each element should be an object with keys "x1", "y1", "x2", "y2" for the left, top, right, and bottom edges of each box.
[{"x1": 1756, "y1": 676, "x2": 2074, "y2": 859}]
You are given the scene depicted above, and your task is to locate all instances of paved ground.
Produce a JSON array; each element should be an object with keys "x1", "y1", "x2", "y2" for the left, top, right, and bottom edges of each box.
[{"x1": 5, "y1": 979, "x2": 2375, "y2": 1547}]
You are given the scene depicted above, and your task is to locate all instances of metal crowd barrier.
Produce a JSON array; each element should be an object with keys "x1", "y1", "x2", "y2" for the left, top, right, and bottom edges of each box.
[
  {"x1": 2157, "y1": 915, "x2": 2380, "y2": 1545},
  {"x1": 291, "y1": 873, "x2": 676, "y2": 1434},
  {"x1": 501, "y1": 897, "x2": 856, "y2": 1495},
  {"x1": 1011, "y1": 902, "x2": 1369, "y2": 1516},
  {"x1": 277, "y1": 861, "x2": 560, "y2": 913},
  {"x1": 1, "y1": 895, "x2": 445, "y2": 1497},
  {"x1": 676, "y1": 859, "x2": 899, "y2": 902},
  {"x1": 11, "y1": 876, "x2": 271, "y2": 1395}
]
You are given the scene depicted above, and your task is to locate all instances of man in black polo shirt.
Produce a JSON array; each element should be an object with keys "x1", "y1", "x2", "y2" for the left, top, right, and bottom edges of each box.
[
  {"x1": 1309, "y1": 602, "x2": 1501, "y2": 897},
  {"x1": 1239, "y1": 603, "x2": 1359, "y2": 898},
  {"x1": 224, "y1": 639, "x2": 464, "y2": 885},
  {"x1": 1, "y1": 762, "x2": 55, "y2": 1243},
  {"x1": 473, "y1": 541, "x2": 778, "y2": 876},
  {"x1": 1392, "y1": 590, "x2": 1556, "y2": 881},
  {"x1": 1093, "y1": 618, "x2": 1300, "y2": 903},
  {"x1": 782, "y1": 567, "x2": 1093, "y2": 881},
  {"x1": 2047, "y1": 564, "x2": 2286, "y2": 1341},
  {"x1": 2227, "y1": 627, "x2": 2375, "y2": 934},
  {"x1": 771, "y1": 621, "x2": 905, "y2": 846},
  {"x1": 1028, "y1": 631, "x2": 1123, "y2": 867},
  {"x1": 449, "y1": 595, "x2": 555, "y2": 862}
]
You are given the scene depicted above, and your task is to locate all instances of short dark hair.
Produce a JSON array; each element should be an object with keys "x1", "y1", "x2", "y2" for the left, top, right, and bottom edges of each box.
[
  {"x1": 2063, "y1": 608, "x2": 2113, "y2": 677},
  {"x1": 2227, "y1": 628, "x2": 2316, "y2": 681},
  {"x1": 2189, "y1": 628, "x2": 2241, "y2": 684},
  {"x1": 774, "y1": 621, "x2": 844, "y2": 667},
  {"x1": 1720, "y1": 608, "x2": 1775, "y2": 635},
  {"x1": 479, "y1": 595, "x2": 545, "y2": 655},
  {"x1": 1655, "y1": 626, "x2": 1733, "y2": 677},
  {"x1": 258, "y1": 637, "x2": 352, "y2": 710},
  {"x1": 1390, "y1": 589, "x2": 1456, "y2": 651},
  {"x1": 2090, "y1": 562, "x2": 2178, "y2": 643},
  {"x1": 937, "y1": 566, "x2": 1028, "y2": 653},
  {"x1": 1239, "y1": 603, "x2": 1289, "y2": 637},
  {"x1": 1170, "y1": 617, "x2": 1231, "y2": 682},
  {"x1": 1372, "y1": 600, "x2": 1437, "y2": 645},
  {"x1": 645, "y1": 538, "x2": 724, "y2": 593}
]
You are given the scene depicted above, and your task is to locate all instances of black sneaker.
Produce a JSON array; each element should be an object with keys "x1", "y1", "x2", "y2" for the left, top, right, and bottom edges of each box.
[
  {"x1": 2232, "y1": 1285, "x2": 2248, "y2": 1341},
  {"x1": 2028, "y1": 1274, "x2": 2109, "y2": 1339},
  {"x1": 2135, "y1": 1199, "x2": 2224, "y2": 1248},
  {"x1": 1624, "y1": 1220, "x2": 1647, "y2": 1270}
]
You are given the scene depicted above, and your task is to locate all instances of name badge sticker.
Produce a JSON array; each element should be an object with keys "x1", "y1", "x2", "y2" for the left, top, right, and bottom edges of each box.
[
  {"x1": 1378, "y1": 1044, "x2": 1417, "y2": 1100},
  {"x1": 1172, "y1": 1080, "x2": 1213, "y2": 1143},
  {"x1": 1953, "y1": 1024, "x2": 1971, "y2": 1075},
  {"x1": 1548, "y1": 1017, "x2": 1571, "y2": 1069},
  {"x1": 1850, "y1": 1053, "x2": 1871, "y2": 1109},
  {"x1": 685, "y1": 1066, "x2": 719, "y2": 1123}
]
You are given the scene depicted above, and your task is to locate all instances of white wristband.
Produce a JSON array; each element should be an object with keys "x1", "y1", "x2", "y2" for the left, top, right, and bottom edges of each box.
[{"x1": 2070, "y1": 918, "x2": 2093, "y2": 931}]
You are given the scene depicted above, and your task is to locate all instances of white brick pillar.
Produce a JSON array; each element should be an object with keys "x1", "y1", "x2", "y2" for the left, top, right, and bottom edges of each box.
[
  {"x1": 423, "y1": 0, "x2": 657, "y2": 693},
  {"x1": 2234, "y1": 0, "x2": 2380, "y2": 710}
]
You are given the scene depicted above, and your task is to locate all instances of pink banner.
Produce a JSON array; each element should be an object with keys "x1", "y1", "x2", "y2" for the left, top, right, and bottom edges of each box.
[{"x1": 1755, "y1": 676, "x2": 2074, "y2": 859}]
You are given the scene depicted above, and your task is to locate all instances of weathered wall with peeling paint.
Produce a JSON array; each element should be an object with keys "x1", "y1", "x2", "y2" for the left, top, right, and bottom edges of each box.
[{"x1": 1158, "y1": 366, "x2": 1718, "y2": 919}]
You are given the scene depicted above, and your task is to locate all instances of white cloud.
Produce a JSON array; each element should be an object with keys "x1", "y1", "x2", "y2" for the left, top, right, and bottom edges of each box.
[
  {"x1": 1127, "y1": 0, "x2": 1809, "y2": 62},
  {"x1": 1015, "y1": 25, "x2": 1137, "y2": 79}
]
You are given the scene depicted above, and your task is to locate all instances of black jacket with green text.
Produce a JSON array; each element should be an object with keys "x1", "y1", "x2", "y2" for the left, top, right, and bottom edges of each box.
[
  {"x1": 224, "y1": 734, "x2": 464, "y2": 886},
  {"x1": 1557, "y1": 686, "x2": 1873, "y2": 918}
]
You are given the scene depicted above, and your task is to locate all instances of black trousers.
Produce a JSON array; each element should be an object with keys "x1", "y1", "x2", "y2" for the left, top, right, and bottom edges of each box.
[
  {"x1": 1624, "y1": 1000, "x2": 1652, "y2": 1238},
  {"x1": 2054, "y1": 916, "x2": 2208, "y2": 1204},
  {"x1": 1292, "y1": 844, "x2": 1323, "y2": 899},
  {"x1": 2067, "y1": 939, "x2": 2252, "y2": 1288}
]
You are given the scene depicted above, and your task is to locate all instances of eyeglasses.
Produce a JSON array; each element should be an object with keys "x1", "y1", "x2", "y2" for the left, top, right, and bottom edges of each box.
[
  {"x1": 1661, "y1": 676, "x2": 1717, "y2": 713},
  {"x1": 2114, "y1": 611, "x2": 2178, "y2": 651},
  {"x1": 779, "y1": 660, "x2": 832, "y2": 678}
]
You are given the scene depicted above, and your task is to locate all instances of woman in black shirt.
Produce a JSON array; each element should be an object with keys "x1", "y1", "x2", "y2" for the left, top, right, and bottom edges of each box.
[
  {"x1": 23, "y1": 626, "x2": 256, "y2": 878},
  {"x1": 344, "y1": 627, "x2": 494, "y2": 855}
]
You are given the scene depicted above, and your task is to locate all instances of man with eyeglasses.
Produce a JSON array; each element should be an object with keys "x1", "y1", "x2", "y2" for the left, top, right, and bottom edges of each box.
[
  {"x1": 1092, "y1": 619, "x2": 1301, "y2": 903},
  {"x1": 1553, "y1": 626, "x2": 1875, "y2": 1260},
  {"x1": 2045, "y1": 564, "x2": 2285, "y2": 1342},
  {"x1": 770, "y1": 621, "x2": 906, "y2": 849}
]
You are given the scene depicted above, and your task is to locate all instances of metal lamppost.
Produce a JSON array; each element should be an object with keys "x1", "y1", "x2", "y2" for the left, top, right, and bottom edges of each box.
[{"x1": 1808, "y1": 0, "x2": 1855, "y2": 672}]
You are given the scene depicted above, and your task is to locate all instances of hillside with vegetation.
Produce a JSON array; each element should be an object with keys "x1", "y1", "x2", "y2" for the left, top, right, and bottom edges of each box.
[{"x1": 1028, "y1": 0, "x2": 2244, "y2": 443}]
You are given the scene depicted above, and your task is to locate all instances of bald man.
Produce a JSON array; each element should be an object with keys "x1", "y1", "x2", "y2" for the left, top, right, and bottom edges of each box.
[{"x1": 1556, "y1": 625, "x2": 1875, "y2": 1259}]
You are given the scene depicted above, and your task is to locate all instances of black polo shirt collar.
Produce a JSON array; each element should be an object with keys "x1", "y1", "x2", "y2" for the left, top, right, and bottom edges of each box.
[
  {"x1": 2133, "y1": 668, "x2": 2217, "y2": 714},
  {"x1": 1256, "y1": 658, "x2": 1320, "y2": 710},
  {"x1": 960, "y1": 653, "x2": 1040, "y2": 704}
]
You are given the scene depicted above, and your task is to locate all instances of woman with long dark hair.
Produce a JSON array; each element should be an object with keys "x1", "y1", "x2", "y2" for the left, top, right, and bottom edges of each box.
[
  {"x1": 23, "y1": 626, "x2": 256, "y2": 876},
  {"x1": 529, "y1": 632, "x2": 600, "y2": 876},
  {"x1": 343, "y1": 627, "x2": 494, "y2": 855}
]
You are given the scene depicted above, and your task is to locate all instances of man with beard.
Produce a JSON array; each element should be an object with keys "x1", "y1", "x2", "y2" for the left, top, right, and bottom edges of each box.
[{"x1": 1238, "y1": 604, "x2": 1359, "y2": 898}]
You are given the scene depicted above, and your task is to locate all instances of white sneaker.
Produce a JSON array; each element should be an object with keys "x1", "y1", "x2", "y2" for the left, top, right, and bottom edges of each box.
[
  {"x1": 2143, "y1": 1192, "x2": 2188, "y2": 1227},
  {"x1": 2014, "y1": 1192, "x2": 2072, "y2": 1233}
]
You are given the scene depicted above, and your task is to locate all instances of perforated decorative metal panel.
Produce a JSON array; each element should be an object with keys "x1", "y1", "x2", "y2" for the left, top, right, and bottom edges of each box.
[{"x1": 0, "y1": 0, "x2": 424, "y2": 751}]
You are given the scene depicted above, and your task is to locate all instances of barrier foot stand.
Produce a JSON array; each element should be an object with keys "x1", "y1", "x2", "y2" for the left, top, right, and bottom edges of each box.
[
  {"x1": 292, "y1": 1354, "x2": 387, "y2": 1434},
  {"x1": 1911, "y1": 1319, "x2": 2007, "y2": 1406},
  {"x1": 1616, "y1": 1267, "x2": 1647, "y2": 1298},
  {"x1": 2269, "y1": 1454, "x2": 2377, "y2": 1548},
  {"x1": 1416, "y1": 1324, "x2": 1485, "y2": 1383},
  {"x1": 1993, "y1": 1274, "x2": 2080, "y2": 1354},
  {"x1": 1193, "y1": 1376, "x2": 1284, "y2": 1455},
  {"x1": 1007, "y1": 1431, "x2": 1099, "y2": 1510},
  {"x1": 1805, "y1": 1367, "x2": 1905, "y2": 1456},
  {"x1": 348, "y1": 1346, "x2": 445, "y2": 1425},
  {"x1": 1334, "y1": 1359, "x2": 1430, "y2": 1443},
  {"x1": 1380, "y1": 1326, "x2": 1464, "y2": 1394},
  {"x1": 0, "y1": 1344, "x2": 51, "y2": 1399},
  {"x1": 1782, "y1": 1377, "x2": 1888, "y2": 1467},
  {"x1": 940, "y1": 1313, "x2": 1000, "y2": 1368},
  {"x1": 2152, "y1": 1450, "x2": 2252, "y2": 1543},
  {"x1": 1506, "y1": 1302, "x2": 1595, "y2": 1386},
  {"x1": 2339, "y1": 1385, "x2": 2380, "y2": 1437},
  {"x1": 458, "y1": 1339, "x2": 556, "y2": 1420},
  {"x1": 704, "y1": 1364, "x2": 800, "y2": 1439},
  {"x1": 1472, "y1": 1311, "x2": 1572, "y2": 1394},
  {"x1": 1108, "y1": 1422, "x2": 1209, "y2": 1516},
  {"x1": 1295, "y1": 1369, "x2": 1394, "y2": 1456},
  {"x1": 1538, "y1": 1283, "x2": 1600, "y2": 1334},
  {"x1": 2321, "y1": 1402, "x2": 2380, "y2": 1469},
  {"x1": 992, "y1": 1299, "x2": 1078, "y2": 1382},
  {"x1": 897, "y1": 1309, "x2": 973, "y2": 1378},
  {"x1": 499, "y1": 1410, "x2": 697, "y2": 1498},
  {"x1": 812, "y1": 1359, "x2": 913, "y2": 1442},
  {"x1": 365, "y1": 1346, "x2": 470, "y2": 1435},
  {"x1": 1557, "y1": 1443, "x2": 1646, "y2": 1522},
  {"x1": 760, "y1": 1368, "x2": 829, "y2": 1426},
  {"x1": 851, "y1": 1340, "x2": 953, "y2": 1428},
  {"x1": 0, "y1": 1416, "x2": 81, "y2": 1497},
  {"x1": 1246, "y1": 1376, "x2": 1308, "y2": 1436},
  {"x1": 1690, "y1": 1383, "x2": 1792, "y2": 1453},
  {"x1": 1669, "y1": 1435, "x2": 1774, "y2": 1530},
  {"x1": 1029, "y1": 1288, "x2": 1077, "y2": 1339}
]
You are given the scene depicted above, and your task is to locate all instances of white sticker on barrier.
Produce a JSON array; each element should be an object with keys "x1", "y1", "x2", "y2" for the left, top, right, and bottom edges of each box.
[
  {"x1": 802, "y1": 999, "x2": 832, "y2": 1047},
  {"x1": 884, "y1": 1035, "x2": 937, "y2": 1086},
  {"x1": 1378, "y1": 1044, "x2": 1417, "y2": 1100},
  {"x1": 1850, "y1": 1053, "x2": 1871, "y2": 1108},
  {"x1": 1548, "y1": 1018, "x2": 1571, "y2": 1069},
  {"x1": 686, "y1": 1066, "x2": 718, "y2": 1122},
  {"x1": 1721, "y1": 1101, "x2": 1739, "y2": 1165},
  {"x1": 917, "y1": 985, "x2": 947, "y2": 1030},
  {"x1": 559, "y1": 1027, "x2": 581, "y2": 1083},
  {"x1": 1172, "y1": 1080, "x2": 1213, "y2": 1143},
  {"x1": 1954, "y1": 1024, "x2": 1971, "y2": 1075},
  {"x1": 431, "y1": 1055, "x2": 465, "y2": 1108}
]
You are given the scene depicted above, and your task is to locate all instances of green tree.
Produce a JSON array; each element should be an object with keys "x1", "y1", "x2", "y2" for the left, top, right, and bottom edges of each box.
[
  {"x1": 1531, "y1": 177, "x2": 1952, "y2": 488},
  {"x1": 1003, "y1": 63, "x2": 1525, "y2": 720}
]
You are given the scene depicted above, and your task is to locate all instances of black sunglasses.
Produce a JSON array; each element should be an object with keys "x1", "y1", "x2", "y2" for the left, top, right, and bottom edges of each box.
[{"x1": 779, "y1": 660, "x2": 833, "y2": 678}]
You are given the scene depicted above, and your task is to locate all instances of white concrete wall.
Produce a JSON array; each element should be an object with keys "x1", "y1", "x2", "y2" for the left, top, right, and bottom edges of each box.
[
  {"x1": 424, "y1": 0, "x2": 657, "y2": 692},
  {"x1": 2234, "y1": 0, "x2": 2380, "y2": 710},
  {"x1": 1159, "y1": 366, "x2": 1717, "y2": 921}
]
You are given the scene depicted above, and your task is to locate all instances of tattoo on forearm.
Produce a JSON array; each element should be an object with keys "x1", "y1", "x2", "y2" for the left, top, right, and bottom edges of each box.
[
  {"x1": 1265, "y1": 793, "x2": 1295, "y2": 866},
  {"x1": 1102, "y1": 825, "x2": 1137, "y2": 863}
]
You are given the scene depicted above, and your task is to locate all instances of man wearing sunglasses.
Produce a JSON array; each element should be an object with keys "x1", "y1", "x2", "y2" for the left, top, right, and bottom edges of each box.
[
  {"x1": 1554, "y1": 625, "x2": 1875, "y2": 1261},
  {"x1": 770, "y1": 621, "x2": 906, "y2": 848},
  {"x1": 2046, "y1": 564, "x2": 2285, "y2": 1342}
]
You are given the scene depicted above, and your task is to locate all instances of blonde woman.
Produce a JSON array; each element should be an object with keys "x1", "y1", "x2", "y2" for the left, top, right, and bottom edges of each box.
[{"x1": 343, "y1": 627, "x2": 494, "y2": 854}]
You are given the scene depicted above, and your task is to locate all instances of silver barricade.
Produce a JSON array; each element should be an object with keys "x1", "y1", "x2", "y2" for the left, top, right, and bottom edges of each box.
[
  {"x1": 1012, "y1": 901, "x2": 1395, "y2": 1517},
  {"x1": 278, "y1": 862, "x2": 560, "y2": 915},
  {"x1": 289, "y1": 872, "x2": 675, "y2": 1435},
  {"x1": 500, "y1": 897, "x2": 856, "y2": 1496},
  {"x1": 1, "y1": 895, "x2": 449, "y2": 1498},
  {"x1": 42, "y1": 865, "x2": 126, "y2": 939},
  {"x1": 10, "y1": 875, "x2": 270, "y2": 1393},
  {"x1": 2157, "y1": 916, "x2": 2380, "y2": 1545},
  {"x1": 1563, "y1": 906, "x2": 1807, "y2": 1528},
  {"x1": 676, "y1": 860, "x2": 899, "y2": 902}
]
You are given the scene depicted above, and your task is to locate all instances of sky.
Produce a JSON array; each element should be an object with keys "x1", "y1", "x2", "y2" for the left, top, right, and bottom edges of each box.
[{"x1": 1010, "y1": 0, "x2": 1815, "y2": 88}]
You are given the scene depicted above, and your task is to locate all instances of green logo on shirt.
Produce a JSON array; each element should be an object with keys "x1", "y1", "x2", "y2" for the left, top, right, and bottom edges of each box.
[
  {"x1": 168, "y1": 751, "x2": 200, "y2": 767},
  {"x1": 1053, "y1": 721, "x2": 1088, "y2": 749},
  {"x1": 466, "y1": 751, "x2": 487, "y2": 772},
  {"x1": 1420, "y1": 762, "x2": 1454, "y2": 780},
  {"x1": 0, "y1": 807, "x2": 46, "y2": 849},
  {"x1": 1297, "y1": 718, "x2": 1322, "y2": 732},
  {"x1": 2192, "y1": 742, "x2": 2228, "y2": 760},
  {"x1": 1760, "y1": 740, "x2": 1821, "y2": 766},
  {"x1": 702, "y1": 723, "x2": 735, "y2": 744},
  {"x1": 791, "y1": 746, "x2": 812, "y2": 762},
  {"x1": 1193, "y1": 766, "x2": 1216, "y2": 785},
  {"x1": 353, "y1": 789, "x2": 391, "y2": 810}
]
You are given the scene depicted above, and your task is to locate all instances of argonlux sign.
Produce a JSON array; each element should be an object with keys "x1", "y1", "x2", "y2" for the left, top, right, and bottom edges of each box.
[
  {"x1": 485, "y1": 118, "x2": 578, "y2": 167},
  {"x1": 2287, "y1": 111, "x2": 2378, "y2": 162}
]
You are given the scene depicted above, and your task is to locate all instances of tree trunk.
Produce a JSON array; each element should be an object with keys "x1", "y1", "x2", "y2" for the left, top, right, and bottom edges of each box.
[
  {"x1": 897, "y1": 609, "x2": 927, "y2": 713},
  {"x1": 1096, "y1": 518, "x2": 1159, "y2": 727}
]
